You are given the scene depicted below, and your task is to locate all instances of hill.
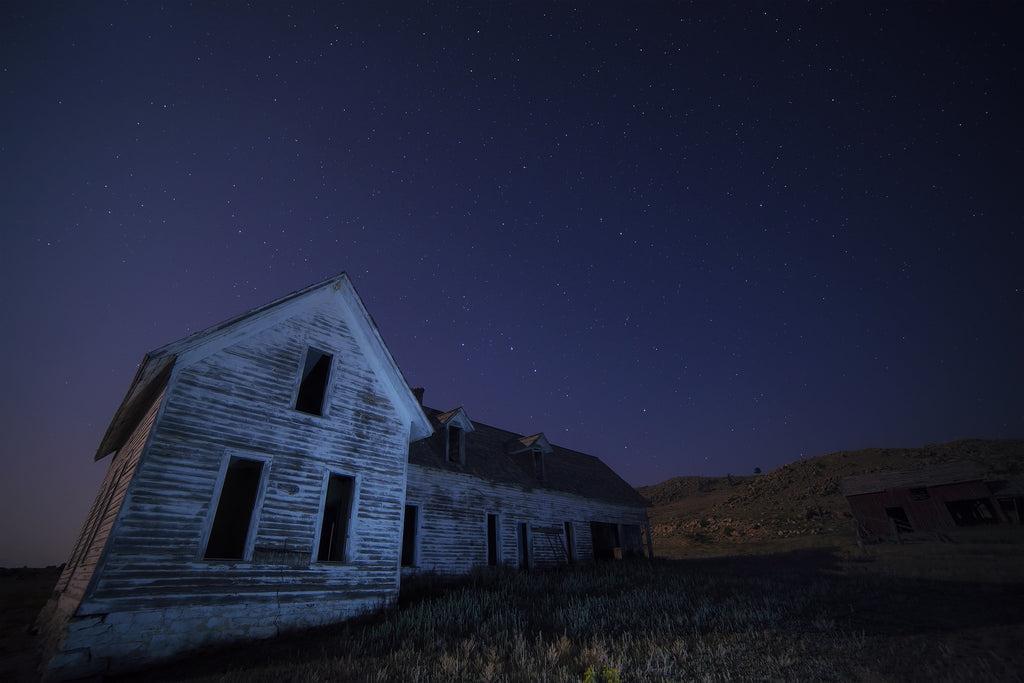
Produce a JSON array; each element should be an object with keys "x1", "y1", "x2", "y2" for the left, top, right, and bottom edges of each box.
[{"x1": 638, "y1": 438, "x2": 1024, "y2": 556}]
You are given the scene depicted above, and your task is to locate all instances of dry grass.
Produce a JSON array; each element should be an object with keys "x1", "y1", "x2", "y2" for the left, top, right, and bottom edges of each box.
[
  {"x1": 8, "y1": 439, "x2": 1022, "y2": 681},
  {"x1": 88, "y1": 527, "x2": 1022, "y2": 682},
  {"x1": 5, "y1": 530, "x2": 1022, "y2": 682}
]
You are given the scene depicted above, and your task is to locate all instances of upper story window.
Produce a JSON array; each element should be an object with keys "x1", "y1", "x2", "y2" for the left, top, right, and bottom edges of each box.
[
  {"x1": 436, "y1": 407, "x2": 474, "y2": 465},
  {"x1": 295, "y1": 347, "x2": 332, "y2": 415},
  {"x1": 507, "y1": 432, "x2": 552, "y2": 483},
  {"x1": 447, "y1": 425, "x2": 465, "y2": 464},
  {"x1": 532, "y1": 450, "x2": 546, "y2": 481}
]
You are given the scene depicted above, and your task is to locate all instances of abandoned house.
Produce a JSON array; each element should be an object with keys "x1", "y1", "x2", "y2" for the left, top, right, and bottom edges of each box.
[
  {"x1": 36, "y1": 273, "x2": 651, "y2": 681},
  {"x1": 841, "y1": 460, "x2": 1022, "y2": 539}
]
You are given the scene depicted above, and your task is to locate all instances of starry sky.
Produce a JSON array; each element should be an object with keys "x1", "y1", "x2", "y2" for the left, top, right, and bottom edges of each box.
[{"x1": 2, "y1": 2, "x2": 1022, "y2": 567}]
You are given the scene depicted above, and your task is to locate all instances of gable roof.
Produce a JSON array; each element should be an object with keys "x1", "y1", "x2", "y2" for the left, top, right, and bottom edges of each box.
[
  {"x1": 841, "y1": 460, "x2": 986, "y2": 497},
  {"x1": 508, "y1": 433, "x2": 552, "y2": 454},
  {"x1": 409, "y1": 407, "x2": 650, "y2": 509},
  {"x1": 95, "y1": 273, "x2": 433, "y2": 459},
  {"x1": 435, "y1": 407, "x2": 475, "y2": 432}
]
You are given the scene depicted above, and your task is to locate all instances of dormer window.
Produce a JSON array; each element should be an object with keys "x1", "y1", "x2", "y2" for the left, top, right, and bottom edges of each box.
[
  {"x1": 436, "y1": 407, "x2": 474, "y2": 465},
  {"x1": 506, "y1": 432, "x2": 553, "y2": 483},
  {"x1": 447, "y1": 425, "x2": 465, "y2": 464},
  {"x1": 532, "y1": 450, "x2": 545, "y2": 481},
  {"x1": 296, "y1": 347, "x2": 332, "y2": 416}
]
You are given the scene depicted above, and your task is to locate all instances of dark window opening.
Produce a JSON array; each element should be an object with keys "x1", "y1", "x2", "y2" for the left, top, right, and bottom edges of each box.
[
  {"x1": 447, "y1": 426, "x2": 463, "y2": 463},
  {"x1": 296, "y1": 348, "x2": 332, "y2": 415},
  {"x1": 998, "y1": 497, "x2": 1021, "y2": 524},
  {"x1": 909, "y1": 487, "x2": 930, "y2": 501},
  {"x1": 487, "y1": 514, "x2": 499, "y2": 566},
  {"x1": 401, "y1": 505, "x2": 418, "y2": 567},
  {"x1": 533, "y1": 451, "x2": 545, "y2": 481},
  {"x1": 318, "y1": 474, "x2": 354, "y2": 562},
  {"x1": 590, "y1": 521, "x2": 620, "y2": 561},
  {"x1": 885, "y1": 506, "x2": 913, "y2": 534},
  {"x1": 205, "y1": 457, "x2": 264, "y2": 560},
  {"x1": 518, "y1": 522, "x2": 531, "y2": 569},
  {"x1": 946, "y1": 498, "x2": 997, "y2": 526}
]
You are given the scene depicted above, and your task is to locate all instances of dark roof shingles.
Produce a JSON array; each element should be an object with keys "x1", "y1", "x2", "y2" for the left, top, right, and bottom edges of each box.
[{"x1": 410, "y1": 408, "x2": 649, "y2": 509}]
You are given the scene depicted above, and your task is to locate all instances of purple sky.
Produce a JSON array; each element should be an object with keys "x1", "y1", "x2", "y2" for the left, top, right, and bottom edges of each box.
[{"x1": 2, "y1": 3, "x2": 1021, "y2": 567}]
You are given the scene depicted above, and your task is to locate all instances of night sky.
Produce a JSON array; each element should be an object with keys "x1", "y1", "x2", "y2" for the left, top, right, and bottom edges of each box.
[{"x1": 2, "y1": 3, "x2": 1021, "y2": 567}]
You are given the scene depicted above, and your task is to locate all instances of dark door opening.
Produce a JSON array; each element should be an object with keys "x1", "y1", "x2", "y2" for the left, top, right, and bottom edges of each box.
[
  {"x1": 590, "y1": 521, "x2": 619, "y2": 561},
  {"x1": 401, "y1": 505, "x2": 417, "y2": 567},
  {"x1": 518, "y1": 522, "x2": 530, "y2": 569},
  {"x1": 487, "y1": 514, "x2": 499, "y2": 566},
  {"x1": 620, "y1": 524, "x2": 644, "y2": 558},
  {"x1": 318, "y1": 474, "x2": 354, "y2": 562}
]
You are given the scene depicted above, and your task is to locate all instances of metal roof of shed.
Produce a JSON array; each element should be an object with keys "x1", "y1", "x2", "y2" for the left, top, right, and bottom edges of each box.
[{"x1": 841, "y1": 460, "x2": 986, "y2": 497}]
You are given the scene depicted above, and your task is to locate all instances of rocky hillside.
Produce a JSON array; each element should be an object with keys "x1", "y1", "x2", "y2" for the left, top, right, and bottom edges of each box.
[{"x1": 639, "y1": 439, "x2": 1024, "y2": 555}]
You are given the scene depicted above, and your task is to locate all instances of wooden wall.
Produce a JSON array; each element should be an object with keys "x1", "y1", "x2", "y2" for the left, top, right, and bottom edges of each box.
[
  {"x1": 86, "y1": 304, "x2": 409, "y2": 610},
  {"x1": 847, "y1": 480, "x2": 1000, "y2": 536},
  {"x1": 36, "y1": 387, "x2": 165, "y2": 663},
  {"x1": 42, "y1": 299, "x2": 414, "y2": 679},
  {"x1": 404, "y1": 464, "x2": 649, "y2": 574}
]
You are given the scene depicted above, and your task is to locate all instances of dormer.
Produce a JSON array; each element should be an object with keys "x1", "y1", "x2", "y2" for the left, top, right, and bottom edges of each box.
[
  {"x1": 507, "y1": 433, "x2": 553, "y2": 482},
  {"x1": 436, "y1": 407, "x2": 474, "y2": 465}
]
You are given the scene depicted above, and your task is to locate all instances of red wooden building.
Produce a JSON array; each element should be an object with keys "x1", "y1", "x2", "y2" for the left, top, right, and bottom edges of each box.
[{"x1": 842, "y1": 461, "x2": 1018, "y2": 539}]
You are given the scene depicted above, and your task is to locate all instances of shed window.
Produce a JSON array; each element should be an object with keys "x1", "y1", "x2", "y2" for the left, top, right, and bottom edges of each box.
[
  {"x1": 296, "y1": 347, "x2": 332, "y2": 415},
  {"x1": 946, "y1": 498, "x2": 997, "y2": 526},
  {"x1": 205, "y1": 457, "x2": 264, "y2": 560},
  {"x1": 318, "y1": 474, "x2": 355, "y2": 562},
  {"x1": 885, "y1": 506, "x2": 913, "y2": 534}
]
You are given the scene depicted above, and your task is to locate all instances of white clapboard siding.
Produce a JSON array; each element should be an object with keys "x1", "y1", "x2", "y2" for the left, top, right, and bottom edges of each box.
[
  {"x1": 46, "y1": 387, "x2": 165, "y2": 616},
  {"x1": 40, "y1": 285, "x2": 422, "y2": 681},
  {"x1": 80, "y1": 307, "x2": 408, "y2": 615},
  {"x1": 405, "y1": 464, "x2": 648, "y2": 574}
]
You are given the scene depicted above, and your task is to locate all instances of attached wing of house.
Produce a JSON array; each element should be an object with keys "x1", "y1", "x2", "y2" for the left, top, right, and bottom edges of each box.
[{"x1": 404, "y1": 405, "x2": 651, "y2": 572}]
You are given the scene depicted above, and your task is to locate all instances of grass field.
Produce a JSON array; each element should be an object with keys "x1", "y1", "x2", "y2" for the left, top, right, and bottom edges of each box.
[{"x1": 6, "y1": 528, "x2": 1022, "y2": 682}]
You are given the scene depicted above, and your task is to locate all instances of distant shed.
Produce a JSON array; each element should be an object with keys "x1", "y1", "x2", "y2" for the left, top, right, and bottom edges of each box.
[{"x1": 841, "y1": 461, "x2": 1013, "y2": 538}]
